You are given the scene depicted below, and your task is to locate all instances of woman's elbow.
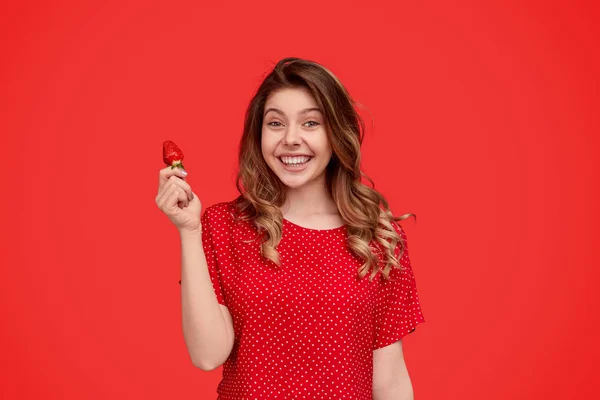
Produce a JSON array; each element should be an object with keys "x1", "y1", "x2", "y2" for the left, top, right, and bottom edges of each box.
[{"x1": 192, "y1": 358, "x2": 222, "y2": 371}]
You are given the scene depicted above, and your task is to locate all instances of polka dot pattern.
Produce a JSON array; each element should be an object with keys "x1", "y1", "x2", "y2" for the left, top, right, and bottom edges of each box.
[{"x1": 200, "y1": 200, "x2": 424, "y2": 399}]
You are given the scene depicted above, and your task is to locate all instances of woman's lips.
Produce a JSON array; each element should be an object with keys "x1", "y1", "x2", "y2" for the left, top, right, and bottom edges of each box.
[{"x1": 279, "y1": 157, "x2": 312, "y2": 171}]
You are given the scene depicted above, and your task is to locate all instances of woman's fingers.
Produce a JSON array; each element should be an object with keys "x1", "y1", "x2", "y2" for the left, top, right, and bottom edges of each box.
[
  {"x1": 155, "y1": 182, "x2": 174, "y2": 209},
  {"x1": 155, "y1": 167, "x2": 193, "y2": 213},
  {"x1": 158, "y1": 166, "x2": 188, "y2": 191},
  {"x1": 172, "y1": 176, "x2": 193, "y2": 202},
  {"x1": 174, "y1": 186, "x2": 189, "y2": 209},
  {"x1": 157, "y1": 182, "x2": 188, "y2": 211},
  {"x1": 163, "y1": 187, "x2": 183, "y2": 213},
  {"x1": 157, "y1": 175, "x2": 194, "y2": 202}
]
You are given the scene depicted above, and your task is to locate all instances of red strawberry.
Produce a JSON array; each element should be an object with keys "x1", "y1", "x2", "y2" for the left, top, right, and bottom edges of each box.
[{"x1": 163, "y1": 140, "x2": 185, "y2": 170}]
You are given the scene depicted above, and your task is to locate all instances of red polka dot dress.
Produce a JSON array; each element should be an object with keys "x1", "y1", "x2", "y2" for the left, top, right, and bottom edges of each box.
[{"x1": 201, "y1": 200, "x2": 425, "y2": 399}]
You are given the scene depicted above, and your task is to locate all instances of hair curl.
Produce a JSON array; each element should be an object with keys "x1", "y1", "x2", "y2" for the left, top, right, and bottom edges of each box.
[{"x1": 234, "y1": 57, "x2": 415, "y2": 281}]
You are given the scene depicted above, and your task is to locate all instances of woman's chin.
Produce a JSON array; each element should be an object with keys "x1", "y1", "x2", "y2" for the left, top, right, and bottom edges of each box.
[
  {"x1": 279, "y1": 177, "x2": 308, "y2": 189},
  {"x1": 277, "y1": 172, "x2": 328, "y2": 190}
]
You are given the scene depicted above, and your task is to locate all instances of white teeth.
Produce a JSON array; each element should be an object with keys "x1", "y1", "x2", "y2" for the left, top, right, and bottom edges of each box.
[{"x1": 280, "y1": 156, "x2": 311, "y2": 166}]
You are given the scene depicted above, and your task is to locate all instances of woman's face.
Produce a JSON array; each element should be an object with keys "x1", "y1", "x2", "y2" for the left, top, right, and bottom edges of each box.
[{"x1": 261, "y1": 87, "x2": 332, "y2": 190}]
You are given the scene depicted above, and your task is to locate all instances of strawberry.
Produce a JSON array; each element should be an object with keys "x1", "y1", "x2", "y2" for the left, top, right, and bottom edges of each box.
[{"x1": 163, "y1": 140, "x2": 185, "y2": 170}]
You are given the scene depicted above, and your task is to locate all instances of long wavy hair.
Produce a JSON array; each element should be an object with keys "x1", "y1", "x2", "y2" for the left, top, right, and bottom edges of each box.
[{"x1": 234, "y1": 57, "x2": 415, "y2": 281}]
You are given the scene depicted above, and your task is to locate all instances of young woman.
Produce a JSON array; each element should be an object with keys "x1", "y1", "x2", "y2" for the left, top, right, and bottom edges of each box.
[{"x1": 155, "y1": 57, "x2": 425, "y2": 399}]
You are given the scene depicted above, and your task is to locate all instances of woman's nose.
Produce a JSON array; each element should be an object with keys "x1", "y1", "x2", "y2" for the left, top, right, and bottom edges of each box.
[{"x1": 283, "y1": 125, "x2": 302, "y2": 145}]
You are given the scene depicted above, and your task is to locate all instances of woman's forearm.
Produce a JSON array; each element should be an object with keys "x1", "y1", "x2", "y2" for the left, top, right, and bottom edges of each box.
[
  {"x1": 373, "y1": 386, "x2": 414, "y2": 400},
  {"x1": 373, "y1": 373, "x2": 414, "y2": 400},
  {"x1": 179, "y1": 228, "x2": 231, "y2": 370}
]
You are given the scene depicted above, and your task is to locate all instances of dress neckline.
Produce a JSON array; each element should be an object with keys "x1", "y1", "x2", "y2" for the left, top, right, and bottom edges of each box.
[{"x1": 282, "y1": 217, "x2": 346, "y2": 233}]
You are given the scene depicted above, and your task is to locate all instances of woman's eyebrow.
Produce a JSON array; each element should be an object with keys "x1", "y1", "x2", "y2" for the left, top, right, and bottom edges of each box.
[
  {"x1": 299, "y1": 107, "x2": 322, "y2": 115},
  {"x1": 264, "y1": 107, "x2": 322, "y2": 117}
]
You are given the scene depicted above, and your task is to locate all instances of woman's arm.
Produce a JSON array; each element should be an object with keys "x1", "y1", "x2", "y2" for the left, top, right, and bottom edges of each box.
[
  {"x1": 180, "y1": 229, "x2": 235, "y2": 371},
  {"x1": 373, "y1": 340, "x2": 414, "y2": 399}
]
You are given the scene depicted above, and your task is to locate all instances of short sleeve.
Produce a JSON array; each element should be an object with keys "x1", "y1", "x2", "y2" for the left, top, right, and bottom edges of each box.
[
  {"x1": 200, "y1": 208, "x2": 228, "y2": 306},
  {"x1": 373, "y1": 223, "x2": 425, "y2": 350}
]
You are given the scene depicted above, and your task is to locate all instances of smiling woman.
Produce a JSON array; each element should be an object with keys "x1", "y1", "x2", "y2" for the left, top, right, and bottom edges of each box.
[
  {"x1": 156, "y1": 57, "x2": 424, "y2": 399},
  {"x1": 261, "y1": 88, "x2": 332, "y2": 189}
]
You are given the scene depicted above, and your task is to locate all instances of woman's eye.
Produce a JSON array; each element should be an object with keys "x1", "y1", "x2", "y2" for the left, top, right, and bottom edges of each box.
[
  {"x1": 304, "y1": 121, "x2": 320, "y2": 127},
  {"x1": 267, "y1": 121, "x2": 283, "y2": 127}
]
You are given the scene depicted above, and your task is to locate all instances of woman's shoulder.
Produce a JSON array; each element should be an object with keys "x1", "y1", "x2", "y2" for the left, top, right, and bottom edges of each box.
[{"x1": 201, "y1": 196, "x2": 249, "y2": 229}]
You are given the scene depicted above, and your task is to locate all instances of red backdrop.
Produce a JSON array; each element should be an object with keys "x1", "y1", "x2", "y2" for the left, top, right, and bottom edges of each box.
[{"x1": 1, "y1": 1, "x2": 598, "y2": 399}]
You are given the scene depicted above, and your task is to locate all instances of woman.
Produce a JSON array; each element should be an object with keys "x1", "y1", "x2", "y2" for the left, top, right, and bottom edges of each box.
[{"x1": 155, "y1": 57, "x2": 425, "y2": 399}]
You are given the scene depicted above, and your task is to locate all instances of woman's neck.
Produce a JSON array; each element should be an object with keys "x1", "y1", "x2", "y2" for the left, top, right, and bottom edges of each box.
[{"x1": 281, "y1": 181, "x2": 338, "y2": 217}]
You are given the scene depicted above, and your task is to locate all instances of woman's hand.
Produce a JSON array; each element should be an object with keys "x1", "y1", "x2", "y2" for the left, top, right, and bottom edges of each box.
[{"x1": 155, "y1": 167, "x2": 202, "y2": 234}]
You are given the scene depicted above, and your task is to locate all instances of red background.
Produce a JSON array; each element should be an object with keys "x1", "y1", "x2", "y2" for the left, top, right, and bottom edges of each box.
[{"x1": 1, "y1": 1, "x2": 598, "y2": 399}]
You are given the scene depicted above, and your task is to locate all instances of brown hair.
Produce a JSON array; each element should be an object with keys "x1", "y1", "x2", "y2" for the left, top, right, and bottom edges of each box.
[{"x1": 235, "y1": 57, "x2": 415, "y2": 281}]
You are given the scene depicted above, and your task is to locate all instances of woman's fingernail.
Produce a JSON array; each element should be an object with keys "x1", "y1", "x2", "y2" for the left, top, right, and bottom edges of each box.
[{"x1": 181, "y1": 169, "x2": 188, "y2": 176}]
